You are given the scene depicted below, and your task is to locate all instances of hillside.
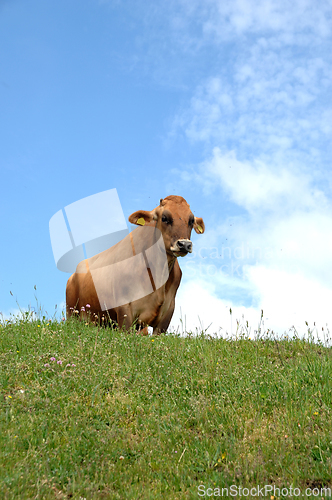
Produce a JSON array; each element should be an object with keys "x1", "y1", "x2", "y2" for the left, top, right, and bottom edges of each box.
[{"x1": 1, "y1": 316, "x2": 332, "y2": 499}]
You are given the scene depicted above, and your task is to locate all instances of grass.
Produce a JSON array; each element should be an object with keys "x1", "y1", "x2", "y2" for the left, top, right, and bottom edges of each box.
[{"x1": 1, "y1": 313, "x2": 332, "y2": 499}]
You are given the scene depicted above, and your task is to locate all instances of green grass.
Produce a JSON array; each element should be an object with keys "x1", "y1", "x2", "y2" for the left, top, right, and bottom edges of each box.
[{"x1": 1, "y1": 314, "x2": 332, "y2": 499}]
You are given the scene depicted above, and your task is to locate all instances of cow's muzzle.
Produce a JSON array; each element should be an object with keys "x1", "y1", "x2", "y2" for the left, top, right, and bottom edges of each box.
[{"x1": 170, "y1": 239, "x2": 193, "y2": 256}]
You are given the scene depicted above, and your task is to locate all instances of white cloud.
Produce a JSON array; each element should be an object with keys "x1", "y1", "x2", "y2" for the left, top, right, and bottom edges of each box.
[
  {"x1": 171, "y1": 3, "x2": 332, "y2": 175},
  {"x1": 196, "y1": 149, "x2": 332, "y2": 277},
  {"x1": 170, "y1": 271, "x2": 332, "y2": 343},
  {"x1": 0, "y1": 308, "x2": 33, "y2": 322},
  {"x1": 170, "y1": 148, "x2": 332, "y2": 341},
  {"x1": 170, "y1": 278, "x2": 261, "y2": 337},
  {"x1": 247, "y1": 265, "x2": 332, "y2": 330},
  {"x1": 200, "y1": 148, "x2": 320, "y2": 213},
  {"x1": 174, "y1": 49, "x2": 332, "y2": 165},
  {"x1": 190, "y1": 0, "x2": 332, "y2": 40},
  {"x1": 0, "y1": 301, "x2": 66, "y2": 323}
]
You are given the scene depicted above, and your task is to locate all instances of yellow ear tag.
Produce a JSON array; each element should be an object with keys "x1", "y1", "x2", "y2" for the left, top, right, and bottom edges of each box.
[
  {"x1": 197, "y1": 224, "x2": 203, "y2": 233},
  {"x1": 137, "y1": 217, "x2": 145, "y2": 226}
]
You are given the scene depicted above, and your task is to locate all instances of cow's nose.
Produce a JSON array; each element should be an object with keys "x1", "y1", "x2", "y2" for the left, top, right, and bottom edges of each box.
[{"x1": 177, "y1": 240, "x2": 193, "y2": 253}]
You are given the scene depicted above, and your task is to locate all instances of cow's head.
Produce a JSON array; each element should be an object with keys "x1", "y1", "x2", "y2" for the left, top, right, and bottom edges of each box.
[{"x1": 128, "y1": 195, "x2": 205, "y2": 258}]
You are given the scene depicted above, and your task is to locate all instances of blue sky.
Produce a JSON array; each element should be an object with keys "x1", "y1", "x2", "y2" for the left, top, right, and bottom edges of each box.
[{"x1": 1, "y1": 0, "x2": 332, "y2": 339}]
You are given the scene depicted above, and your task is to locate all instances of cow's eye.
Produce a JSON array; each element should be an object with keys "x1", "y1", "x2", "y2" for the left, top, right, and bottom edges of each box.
[
  {"x1": 162, "y1": 215, "x2": 168, "y2": 224},
  {"x1": 189, "y1": 218, "x2": 194, "y2": 226}
]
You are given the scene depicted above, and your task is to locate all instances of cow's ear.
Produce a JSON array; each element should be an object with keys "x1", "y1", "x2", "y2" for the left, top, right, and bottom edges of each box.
[
  {"x1": 194, "y1": 217, "x2": 205, "y2": 234},
  {"x1": 128, "y1": 210, "x2": 155, "y2": 226}
]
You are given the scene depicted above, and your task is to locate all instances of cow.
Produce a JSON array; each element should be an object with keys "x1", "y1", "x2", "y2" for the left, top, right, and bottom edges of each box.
[{"x1": 66, "y1": 195, "x2": 205, "y2": 334}]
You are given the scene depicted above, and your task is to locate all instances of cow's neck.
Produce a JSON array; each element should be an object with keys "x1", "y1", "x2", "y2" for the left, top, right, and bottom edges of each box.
[{"x1": 167, "y1": 254, "x2": 177, "y2": 273}]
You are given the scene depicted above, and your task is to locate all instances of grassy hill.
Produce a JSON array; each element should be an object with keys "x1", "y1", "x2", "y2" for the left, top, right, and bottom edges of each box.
[{"x1": 1, "y1": 315, "x2": 332, "y2": 499}]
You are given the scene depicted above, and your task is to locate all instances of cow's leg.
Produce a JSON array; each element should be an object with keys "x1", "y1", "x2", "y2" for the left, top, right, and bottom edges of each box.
[
  {"x1": 66, "y1": 274, "x2": 80, "y2": 319},
  {"x1": 115, "y1": 306, "x2": 134, "y2": 331},
  {"x1": 153, "y1": 299, "x2": 175, "y2": 335},
  {"x1": 135, "y1": 323, "x2": 149, "y2": 336}
]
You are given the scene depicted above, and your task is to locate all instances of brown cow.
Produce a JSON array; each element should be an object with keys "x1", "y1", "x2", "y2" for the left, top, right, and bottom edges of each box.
[{"x1": 66, "y1": 195, "x2": 205, "y2": 334}]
